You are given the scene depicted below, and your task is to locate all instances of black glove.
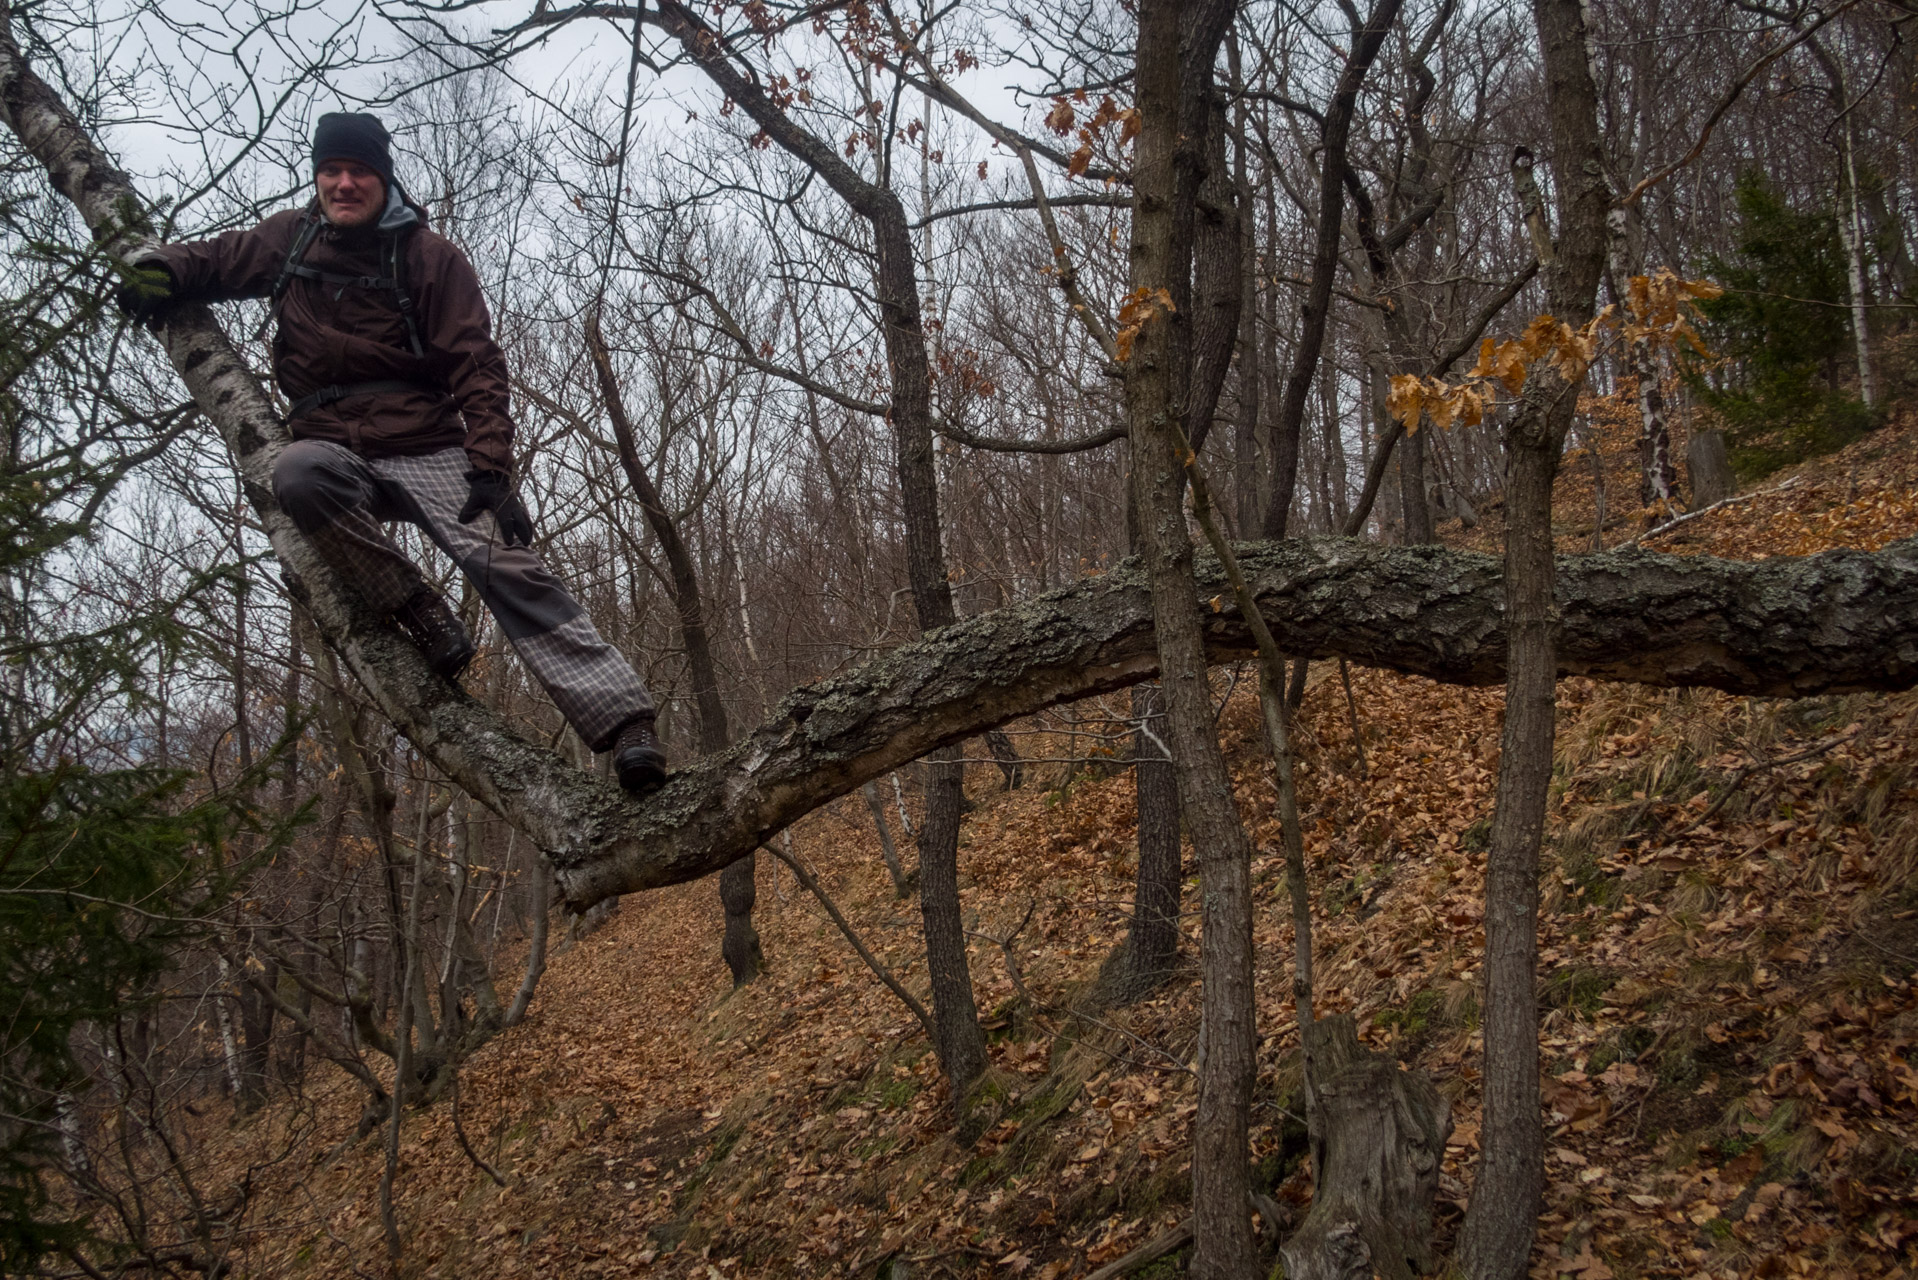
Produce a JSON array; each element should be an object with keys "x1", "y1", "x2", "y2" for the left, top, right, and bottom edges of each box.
[
  {"x1": 113, "y1": 261, "x2": 176, "y2": 322},
  {"x1": 457, "y1": 469, "x2": 534, "y2": 548}
]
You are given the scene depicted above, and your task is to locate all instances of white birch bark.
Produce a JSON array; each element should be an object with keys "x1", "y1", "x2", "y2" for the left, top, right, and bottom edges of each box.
[
  {"x1": 213, "y1": 958, "x2": 244, "y2": 1099},
  {"x1": 1606, "y1": 205, "x2": 1680, "y2": 512},
  {"x1": 1839, "y1": 107, "x2": 1878, "y2": 407}
]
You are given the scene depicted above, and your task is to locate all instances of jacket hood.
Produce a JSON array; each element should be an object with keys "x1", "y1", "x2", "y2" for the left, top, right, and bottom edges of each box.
[{"x1": 377, "y1": 182, "x2": 425, "y2": 232}]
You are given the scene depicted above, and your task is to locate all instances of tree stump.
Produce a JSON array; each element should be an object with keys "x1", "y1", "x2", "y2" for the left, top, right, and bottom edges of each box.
[
  {"x1": 1687, "y1": 428, "x2": 1737, "y2": 508},
  {"x1": 1279, "y1": 1014, "x2": 1452, "y2": 1280}
]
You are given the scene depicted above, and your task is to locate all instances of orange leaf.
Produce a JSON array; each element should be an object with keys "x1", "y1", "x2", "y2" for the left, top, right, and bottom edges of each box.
[{"x1": 1387, "y1": 374, "x2": 1426, "y2": 430}]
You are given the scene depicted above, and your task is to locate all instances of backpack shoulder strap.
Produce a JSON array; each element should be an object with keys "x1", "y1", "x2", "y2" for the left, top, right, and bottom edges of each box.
[
  {"x1": 270, "y1": 212, "x2": 323, "y2": 306},
  {"x1": 253, "y1": 208, "x2": 427, "y2": 358},
  {"x1": 252, "y1": 211, "x2": 322, "y2": 345},
  {"x1": 382, "y1": 225, "x2": 426, "y2": 359}
]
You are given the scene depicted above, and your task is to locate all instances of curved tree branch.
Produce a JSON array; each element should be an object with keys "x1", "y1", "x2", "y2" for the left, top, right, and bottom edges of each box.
[
  {"x1": 931, "y1": 419, "x2": 1125, "y2": 454},
  {"x1": 549, "y1": 534, "x2": 1918, "y2": 907}
]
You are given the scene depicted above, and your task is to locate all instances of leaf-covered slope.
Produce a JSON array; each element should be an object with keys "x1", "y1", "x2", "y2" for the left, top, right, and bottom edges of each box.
[{"x1": 189, "y1": 415, "x2": 1918, "y2": 1280}]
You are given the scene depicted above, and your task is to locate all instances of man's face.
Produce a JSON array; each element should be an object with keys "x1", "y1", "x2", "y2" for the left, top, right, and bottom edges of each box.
[{"x1": 316, "y1": 159, "x2": 384, "y2": 228}]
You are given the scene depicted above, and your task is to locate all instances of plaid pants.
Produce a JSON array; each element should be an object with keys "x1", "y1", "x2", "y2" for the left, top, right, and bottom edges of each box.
[{"x1": 274, "y1": 440, "x2": 652, "y2": 751}]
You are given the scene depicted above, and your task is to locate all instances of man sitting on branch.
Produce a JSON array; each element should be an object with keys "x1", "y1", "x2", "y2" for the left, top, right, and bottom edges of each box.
[{"x1": 119, "y1": 111, "x2": 668, "y2": 793}]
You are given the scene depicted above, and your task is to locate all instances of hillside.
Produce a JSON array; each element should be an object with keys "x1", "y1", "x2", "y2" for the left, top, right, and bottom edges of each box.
[{"x1": 202, "y1": 413, "x2": 1917, "y2": 1280}]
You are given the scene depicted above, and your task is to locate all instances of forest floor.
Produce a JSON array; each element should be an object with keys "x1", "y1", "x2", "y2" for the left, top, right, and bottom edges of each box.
[{"x1": 208, "y1": 407, "x2": 1917, "y2": 1280}]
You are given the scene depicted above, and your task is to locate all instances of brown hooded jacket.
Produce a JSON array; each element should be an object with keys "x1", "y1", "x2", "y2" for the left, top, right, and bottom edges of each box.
[{"x1": 148, "y1": 204, "x2": 515, "y2": 475}]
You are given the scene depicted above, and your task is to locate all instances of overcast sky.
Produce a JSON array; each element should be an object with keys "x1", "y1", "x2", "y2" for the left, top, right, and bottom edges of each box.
[{"x1": 83, "y1": 0, "x2": 1043, "y2": 232}]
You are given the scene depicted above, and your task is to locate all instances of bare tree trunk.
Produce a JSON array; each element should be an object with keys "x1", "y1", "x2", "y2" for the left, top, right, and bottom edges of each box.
[
  {"x1": 1187, "y1": 390, "x2": 1451, "y2": 1280},
  {"x1": 1631, "y1": 340, "x2": 1678, "y2": 510},
  {"x1": 1860, "y1": 178, "x2": 1917, "y2": 314},
  {"x1": 1128, "y1": 2, "x2": 1254, "y2": 1273},
  {"x1": 890, "y1": 772, "x2": 916, "y2": 840},
  {"x1": 449, "y1": 908, "x2": 502, "y2": 1038},
  {"x1": 504, "y1": 857, "x2": 550, "y2": 1028},
  {"x1": 587, "y1": 311, "x2": 761, "y2": 988},
  {"x1": 915, "y1": 747, "x2": 983, "y2": 1090},
  {"x1": 1459, "y1": 381, "x2": 1561, "y2": 1280},
  {"x1": 1323, "y1": 339, "x2": 1350, "y2": 530},
  {"x1": 1458, "y1": 4, "x2": 1607, "y2": 1275},
  {"x1": 1802, "y1": 36, "x2": 1878, "y2": 407},
  {"x1": 1687, "y1": 428, "x2": 1737, "y2": 507},
  {"x1": 1839, "y1": 89, "x2": 1878, "y2": 408},
  {"x1": 235, "y1": 951, "x2": 279, "y2": 1113},
  {"x1": 1229, "y1": 31, "x2": 1262, "y2": 536},
  {"x1": 1399, "y1": 425, "x2": 1435, "y2": 544},
  {"x1": 982, "y1": 728, "x2": 1025, "y2": 790},
  {"x1": 401, "y1": 780, "x2": 443, "y2": 1073},
  {"x1": 644, "y1": 0, "x2": 985, "y2": 1086},
  {"x1": 1098, "y1": 681, "x2": 1182, "y2": 1006},
  {"x1": 863, "y1": 781, "x2": 913, "y2": 898},
  {"x1": 380, "y1": 786, "x2": 432, "y2": 1264},
  {"x1": 1347, "y1": 365, "x2": 1411, "y2": 539},
  {"x1": 443, "y1": 802, "x2": 504, "y2": 1041},
  {"x1": 717, "y1": 859, "x2": 764, "y2": 989},
  {"x1": 1189, "y1": 79, "x2": 1244, "y2": 455},
  {"x1": 1280, "y1": 1017, "x2": 1451, "y2": 1280},
  {"x1": 1261, "y1": 0, "x2": 1404, "y2": 539},
  {"x1": 1604, "y1": 206, "x2": 1679, "y2": 512},
  {"x1": 212, "y1": 958, "x2": 243, "y2": 1101},
  {"x1": 1103, "y1": 4, "x2": 1242, "y2": 1022},
  {"x1": 279, "y1": 873, "x2": 327, "y2": 1082}
]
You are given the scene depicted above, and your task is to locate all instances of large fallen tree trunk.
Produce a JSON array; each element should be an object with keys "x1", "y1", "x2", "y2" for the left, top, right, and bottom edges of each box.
[
  {"x1": 9, "y1": 26, "x2": 1918, "y2": 910},
  {"x1": 544, "y1": 534, "x2": 1918, "y2": 905}
]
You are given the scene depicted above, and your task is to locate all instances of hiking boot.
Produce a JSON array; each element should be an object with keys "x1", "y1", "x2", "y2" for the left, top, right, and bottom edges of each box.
[
  {"x1": 612, "y1": 713, "x2": 667, "y2": 794},
  {"x1": 392, "y1": 588, "x2": 476, "y2": 681}
]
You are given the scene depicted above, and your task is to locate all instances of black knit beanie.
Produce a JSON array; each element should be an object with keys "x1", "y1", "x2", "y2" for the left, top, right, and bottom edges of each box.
[{"x1": 311, "y1": 112, "x2": 394, "y2": 189}]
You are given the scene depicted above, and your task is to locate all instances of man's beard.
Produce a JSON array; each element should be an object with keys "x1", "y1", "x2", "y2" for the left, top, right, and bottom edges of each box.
[
  {"x1": 319, "y1": 185, "x2": 384, "y2": 229},
  {"x1": 323, "y1": 205, "x2": 379, "y2": 228}
]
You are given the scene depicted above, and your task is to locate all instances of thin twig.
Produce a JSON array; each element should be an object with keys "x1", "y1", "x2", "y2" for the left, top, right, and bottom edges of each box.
[
  {"x1": 1856, "y1": 933, "x2": 1918, "y2": 967},
  {"x1": 1617, "y1": 477, "x2": 1799, "y2": 550},
  {"x1": 943, "y1": 754, "x2": 1158, "y2": 768},
  {"x1": 1649, "y1": 729, "x2": 1860, "y2": 848},
  {"x1": 1617, "y1": 2, "x2": 1859, "y2": 210},
  {"x1": 964, "y1": 899, "x2": 1039, "y2": 1002},
  {"x1": 1082, "y1": 1222, "x2": 1195, "y2": 1280},
  {"x1": 1212, "y1": 662, "x2": 1247, "y2": 725},
  {"x1": 1338, "y1": 657, "x2": 1369, "y2": 779},
  {"x1": 971, "y1": 904, "x2": 1194, "y2": 1075},
  {"x1": 449, "y1": 1073, "x2": 508, "y2": 1188},
  {"x1": 761, "y1": 843, "x2": 937, "y2": 1043},
  {"x1": 1057, "y1": 1006, "x2": 1195, "y2": 1077},
  {"x1": 294, "y1": 1179, "x2": 386, "y2": 1280},
  {"x1": 1016, "y1": 144, "x2": 1121, "y2": 363}
]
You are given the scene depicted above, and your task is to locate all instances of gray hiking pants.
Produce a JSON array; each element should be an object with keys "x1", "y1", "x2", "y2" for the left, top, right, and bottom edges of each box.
[{"x1": 273, "y1": 439, "x2": 652, "y2": 750}]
